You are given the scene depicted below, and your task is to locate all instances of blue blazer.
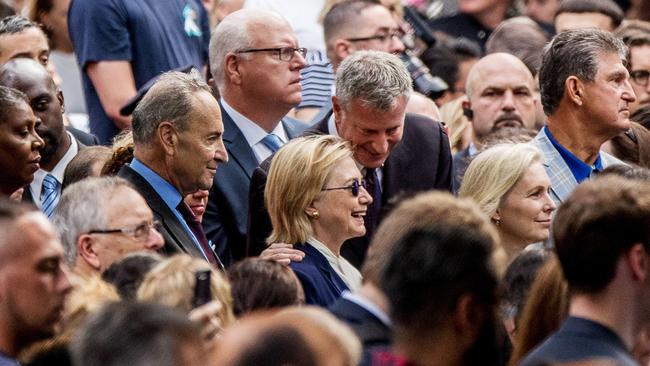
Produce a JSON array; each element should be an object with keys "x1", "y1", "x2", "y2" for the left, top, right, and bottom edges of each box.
[
  {"x1": 202, "y1": 106, "x2": 307, "y2": 267},
  {"x1": 289, "y1": 243, "x2": 349, "y2": 307}
]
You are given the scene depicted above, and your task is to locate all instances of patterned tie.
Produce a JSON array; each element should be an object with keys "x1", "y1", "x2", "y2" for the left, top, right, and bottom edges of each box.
[
  {"x1": 364, "y1": 168, "x2": 382, "y2": 241},
  {"x1": 41, "y1": 174, "x2": 60, "y2": 218},
  {"x1": 176, "y1": 201, "x2": 223, "y2": 270},
  {"x1": 261, "y1": 133, "x2": 283, "y2": 153}
]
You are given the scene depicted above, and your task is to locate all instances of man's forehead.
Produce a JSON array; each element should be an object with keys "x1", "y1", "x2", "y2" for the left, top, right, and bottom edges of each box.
[{"x1": 356, "y1": 5, "x2": 397, "y2": 30}]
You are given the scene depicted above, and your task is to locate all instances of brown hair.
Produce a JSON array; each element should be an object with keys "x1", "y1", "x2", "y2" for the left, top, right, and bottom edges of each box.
[{"x1": 608, "y1": 121, "x2": 650, "y2": 168}]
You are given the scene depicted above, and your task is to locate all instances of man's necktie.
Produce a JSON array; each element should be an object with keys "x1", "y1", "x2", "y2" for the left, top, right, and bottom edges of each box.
[
  {"x1": 41, "y1": 174, "x2": 60, "y2": 218},
  {"x1": 364, "y1": 168, "x2": 382, "y2": 241},
  {"x1": 176, "y1": 201, "x2": 223, "y2": 269},
  {"x1": 261, "y1": 133, "x2": 283, "y2": 153}
]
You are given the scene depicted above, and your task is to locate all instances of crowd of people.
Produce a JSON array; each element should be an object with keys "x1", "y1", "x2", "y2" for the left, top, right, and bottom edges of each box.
[{"x1": 0, "y1": 0, "x2": 649, "y2": 365}]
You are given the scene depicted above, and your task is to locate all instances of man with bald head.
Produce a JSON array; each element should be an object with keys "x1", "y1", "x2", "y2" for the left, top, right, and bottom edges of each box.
[
  {"x1": 204, "y1": 8, "x2": 307, "y2": 266},
  {"x1": 453, "y1": 52, "x2": 538, "y2": 191},
  {"x1": 0, "y1": 58, "x2": 96, "y2": 216}
]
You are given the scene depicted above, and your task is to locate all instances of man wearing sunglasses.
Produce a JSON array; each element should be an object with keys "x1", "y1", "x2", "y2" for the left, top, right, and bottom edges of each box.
[{"x1": 205, "y1": 9, "x2": 308, "y2": 267}]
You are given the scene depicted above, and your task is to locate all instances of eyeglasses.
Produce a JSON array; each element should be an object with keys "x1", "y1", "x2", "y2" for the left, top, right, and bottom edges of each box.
[
  {"x1": 235, "y1": 47, "x2": 307, "y2": 62},
  {"x1": 321, "y1": 179, "x2": 366, "y2": 197},
  {"x1": 88, "y1": 220, "x2": 161, "y2": 241},
  {"x1": 630, "y1": 70, "x2": 650, "y2": 87},
  {"x1": 346, "y1": 30, "x2": 405, "y2": 44}
]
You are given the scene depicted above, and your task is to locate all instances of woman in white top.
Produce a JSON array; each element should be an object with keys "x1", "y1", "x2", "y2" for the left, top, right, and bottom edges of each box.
[{"x1": 265, "y1": 135, "x2": 372, "y2": 307}]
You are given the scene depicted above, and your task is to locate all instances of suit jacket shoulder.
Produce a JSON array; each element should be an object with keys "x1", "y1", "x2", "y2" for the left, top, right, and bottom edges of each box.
[
  {"x1": 66, "y1": 126, "x2": 99, "y2": 146},
  {"x1": 289, "y1": 243, "x2": 349, "y2": 308},
  {"x1": 117, "y1": 165, "x2": 204, "y2": 259},
  {"x1": 329, "y1": 297, "x2": 391, "y2": 349}
]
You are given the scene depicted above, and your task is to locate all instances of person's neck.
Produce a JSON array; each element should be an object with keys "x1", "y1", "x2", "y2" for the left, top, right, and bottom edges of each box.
[
  {"x1": 547, "y1": 113, "x2": 605, "y2": 165},
  {"x1": 222, "y1": 90, "x2": 288, "y2": 133},
  {"x1": 470, "y1": 5, "x2": 507, "y2": 30},
  {"x1": 393, "y1": 327, "x2": 463, "y2": 366},
  {"x1": 133, "y1": 149, "x2": 187, "y2": 196},
  {"x1": 497, "y1": 229, "x2": 529, "y2": 262},
  {"x1": 0, "y1": 318, "x2": 19, "y2": 358},
  {"x1": 310, "y1": 226, "x2": 344, "y2": 256},
  {"x1": 569, "y1": 291, "x2": 638, "y2": 349},
  {"x1": 41, "y1": 132, "x2": 71, "y2": 172}
]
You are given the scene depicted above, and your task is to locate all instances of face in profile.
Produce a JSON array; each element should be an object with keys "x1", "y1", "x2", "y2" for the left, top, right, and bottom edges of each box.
[
  {"x1": 184, "y1": 189, "x2": 210, "y2": 223},
  {"x1": 628, "y1": 45, "x2": 650, "y2": 112},
  {"x1": 0, "y1": 99, "x2": 44, "y2": 194},
  {"x1": 334, "y1": 96, "x2": 406, "y2": 169},
  {"x1": 0, "y1": 27, "x2": 50, "y2": 66},
  {"x1": 494, "y1": 161, "x2": 555, "y2": 252},
  {"x1": 0, "y1": 212, "x2": 71, "y2": 344},
  {"x1": 310, "y1": 156, "x2": 373, "y2": 246}
]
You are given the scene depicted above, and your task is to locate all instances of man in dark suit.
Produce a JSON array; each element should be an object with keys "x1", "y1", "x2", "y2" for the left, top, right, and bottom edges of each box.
[
  {"x1": 117, "y1": 71, "x2": 228, "y2": 268},
  {"x1": 250, "y1": 51, "x2": 452, "y2": 268},
  {"x1": 204, "y1": 9, "x2": 308, "y2": 267},
  {"x1": 0, "y1": 58, "x2": 98, "y2": 215},
  {"x1": 519, "y1": 177, "x2": 649, "y2": 366},
  {"x1": 453, "y1": 53, "x2": 538, "y2": 192}
]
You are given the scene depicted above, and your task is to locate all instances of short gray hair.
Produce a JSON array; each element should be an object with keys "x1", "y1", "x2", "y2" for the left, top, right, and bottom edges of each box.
[
  {"x1": 336, "y1": 50, "x2": 412, "y2": 111},
  {"x1": 209, "y1": 10, "x2": 253, "y2": 90},
  {"x1": 131, "y1": 70, "x2": 212, "y2": 145},
  {"x1": 53, "y1": 176, "x2": 134, "y2": 265},
  {"x1": 539, "y1": 28, "x2": 627, "y2": 116}
]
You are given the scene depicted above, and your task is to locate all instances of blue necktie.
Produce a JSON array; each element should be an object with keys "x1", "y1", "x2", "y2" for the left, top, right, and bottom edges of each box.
[
  {"x1": 261, "y1": 133, "x2": 283, "y2": 153},
  {"x1": 41, "y1": 174, "x2": 60, "y2": 218}
]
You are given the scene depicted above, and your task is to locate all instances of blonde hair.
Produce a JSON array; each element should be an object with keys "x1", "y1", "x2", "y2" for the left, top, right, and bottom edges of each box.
[
  {"x1": 137, "y1": 254, "x2": 235, "y2": 328},
  {"x1": 265, "y1": 135, "x2": 353, "y2": 245},
  {"x1": 439, "y1": 95, "x2": 471, "y2": 154},
  {"x1": 459, "y1": 143, "x2": 542, "y2": 219}
]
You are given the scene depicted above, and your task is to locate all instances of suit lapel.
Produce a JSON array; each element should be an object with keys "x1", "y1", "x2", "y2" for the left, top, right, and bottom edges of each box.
[
  {"x1": 221, "y1": 109, "x2": 259, "y2": 179},
  {"x1": 532, "y1": 131, "x2": 577, "y2": 204},
  {"x1": 301, "y1": 244, "x2": 349, "y2": 293}
]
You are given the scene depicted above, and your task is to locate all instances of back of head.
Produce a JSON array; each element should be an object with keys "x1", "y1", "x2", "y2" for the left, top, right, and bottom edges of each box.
[
  {"x1": 615, "y1": 20, "x2": 650, "y2": 49},
  {"x1": 62, "y1": 146, "x2": 112, "y2": 187},
  {"x1": 502, "y1": 248, "x2": 550, "y2": 329},
  {"x1": 265, "y1": 135, "x2": 352, "y2": 245},
  {"x1": 71, "y1": 301, "x2": 205, "y2": 366},
  {"x1": 131, "y1": 70, "x2": 211, "y2": 145},
  {"x1": 335, "y1": 50, "x2": 412, "y2": 112},
  {"x1": 0, "y1": 198, "x2": 35, "y2": 259},
  {"x1": 608, "y1": 121, "x2": 650, "y2": 168},
  {"x1": 0, "y1": 84, "x2": 27, "y2": 123},
  {"x1": 101, "y1": 252, "x2": 163, "y2": 300},
  {"x1": 556, "y1": 0, "x2": 624, "y2": 29},
  {"x1": 539, "y1": 28, "x2": 626, "y2": 116},
  {"x1": 485, "y1": 17, "x2": 550, "y2": 75},
  {"x1": 459, "y1": 143, "x2": 542, "y2": 219},
  {"x1": 363, "y1": 191, "x2": 503, "y2": 286},
  {"x1": 381, "y1": 227, "x2": 500, "y2": 363},
  {"x1": 52, "y1": 176, "x2": 134, "y2": 267},
  {"x1": 553, "y1": 176, "x2": 650, "y2": 293},
  {"x1": 137, "y1": 254, "x2": 235, "y2": 327},
  {"x1": 228, "y1": 258, "x2": 303, "y2": 317}
]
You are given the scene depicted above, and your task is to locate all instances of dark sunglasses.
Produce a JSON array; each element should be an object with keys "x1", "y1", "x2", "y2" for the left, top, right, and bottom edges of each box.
[{"x1": 321, "y1": 179, "x2": 366, "y2": 197}]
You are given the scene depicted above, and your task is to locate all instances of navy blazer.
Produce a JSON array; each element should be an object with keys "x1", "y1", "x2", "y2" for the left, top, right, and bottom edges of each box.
[
  {"x1": 247, "y1": 111, "x2": 453, "y2": 267},
  {"x1": 329, "y1": 296, "x2": 391, "y2": 349},
  {"x1": 202, "y1": 106, "x2": 307, "y2": 267},
  {"x1": 289, "y1": 243, "x2": 349, "y2": 308}
]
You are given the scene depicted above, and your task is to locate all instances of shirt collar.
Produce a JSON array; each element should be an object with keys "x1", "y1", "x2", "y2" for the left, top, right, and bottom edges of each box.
[
  {"x1": 32, "y1": 131, "x2": 78, "y2": 184},
  {"x1": 220, "y1": 98, "x2": 288, "y2": 146},
  {"x1": 544, "y1": 126, "x2": 602, "y2": 183},
  {"x1": 130, "y1": 158, "x2": 182, "y2": 210}
]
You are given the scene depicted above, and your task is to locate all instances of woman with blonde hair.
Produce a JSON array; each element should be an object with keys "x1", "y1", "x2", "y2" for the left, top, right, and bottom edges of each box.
[
  {"x1": 459, "y1": 143, "x2": 556, "y2": 260},
  {"x1": 266, "y1": 135, "x2": 372, "y2": 307}
]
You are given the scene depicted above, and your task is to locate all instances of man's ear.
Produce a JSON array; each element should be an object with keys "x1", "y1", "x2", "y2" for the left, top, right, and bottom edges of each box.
[
  {"x1": 453, "y1": 294, "x2": 485, "y2": 348},
  {"x1": 224, "y1": 53, "x2": 242, "y2": 86},
  {"x1": 78, "y1": 235, "x2": 101, "y2": 271},
  {"x1": 462, "y1": 100, "x2": 473, "y2": 121},
  {"x1": 565, "y1": 76, "x2": 584, "y2": 106},
  {"x1": 158, "y1": 121, "x2": 178, "y2": 156},
  {"x1": 334, "y1": 39, "x2": 353, "y2": 61},
  {"x1": 627, "y1": 243, "x2": 648, "y2": 283},
  {"x1": 57, "y1": 89, "x2": 65, "y2": 111}
]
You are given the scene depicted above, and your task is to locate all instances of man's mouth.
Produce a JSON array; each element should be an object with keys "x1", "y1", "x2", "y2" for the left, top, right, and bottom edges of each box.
[{"x1": 494, "y1": 116, "x2": 523, "y2": 129}]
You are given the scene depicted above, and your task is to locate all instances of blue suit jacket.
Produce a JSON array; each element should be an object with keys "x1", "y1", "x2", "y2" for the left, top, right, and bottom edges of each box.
[
  {"x1": 289, "y1": 243, "x2": 349, "y2": 307},
  {"x1": 530, "y1": 129, "x2": 624, "y2": 205},
  {"x1": 202, "y1": 106, "x2": 307, "y2": 267}
]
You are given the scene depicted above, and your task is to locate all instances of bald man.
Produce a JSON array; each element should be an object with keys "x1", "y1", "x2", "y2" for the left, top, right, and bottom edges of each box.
[{"x1": 453, "y1": 53, "x2": 538, "y2": 191}]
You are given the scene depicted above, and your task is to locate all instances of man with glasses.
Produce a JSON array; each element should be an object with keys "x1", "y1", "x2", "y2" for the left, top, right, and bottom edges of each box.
[
  {"x1": 204, "y1": 9, "x2": 308, "y2": 267},
  {"x1": 615, "y1": 24, "x2": 650, "y2": 113},
  {"x1": 52, "y1": 176, "x2": 164, "y2": 276}
]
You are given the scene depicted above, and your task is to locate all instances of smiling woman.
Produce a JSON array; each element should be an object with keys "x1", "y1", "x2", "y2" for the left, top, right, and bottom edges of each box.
[
  {"x1": 460, "y1": 143, "x2": 556, "y2": 261},
  {"x1": 265, "y1": 135, "x2": 372, "y2": 307}
]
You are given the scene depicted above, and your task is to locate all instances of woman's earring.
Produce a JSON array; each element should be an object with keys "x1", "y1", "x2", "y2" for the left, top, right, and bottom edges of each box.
[
  {"x1": 493, "y1": 217, "x2": 502, "y2": 227},
  {"x1": 307, "y1": 210, "x2": 319, "y2": 219}
]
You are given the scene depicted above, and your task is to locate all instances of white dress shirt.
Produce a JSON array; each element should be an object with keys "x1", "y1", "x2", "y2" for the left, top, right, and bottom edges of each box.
[
  {"x1": 29, "y1": 131, "x2": 78, "y2": 208},
  {"x1": 220, "y1": 98, "x2": 289, "y2": 163},
  {"x1": 307, "y1": 236, "x2": 362, "y2": 291}
]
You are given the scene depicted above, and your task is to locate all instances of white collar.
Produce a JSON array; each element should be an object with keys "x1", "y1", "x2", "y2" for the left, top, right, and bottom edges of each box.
[
  {"x1": 30, "y1": 131, "x2": 78, "y2": 203},
  {"x1": 220, "y1": 98, "x2": 288, "y2": 147}
]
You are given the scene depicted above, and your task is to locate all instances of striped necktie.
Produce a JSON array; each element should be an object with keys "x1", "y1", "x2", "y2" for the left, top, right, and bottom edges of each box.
[
  {"x1": 41, "y1": 174, "x2": 60, "y2": 218},
  {"x1": 261, "y1": 133, "x2": 283, "y2": 153}
]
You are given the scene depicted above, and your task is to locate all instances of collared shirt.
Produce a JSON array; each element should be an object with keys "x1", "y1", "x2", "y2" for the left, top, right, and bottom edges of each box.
[
  {"x1": 30, "y1": 131, "x2": 78, "y2": 208},
  {"x1": 220, "y1": 98, "x2": 288, "y2": 163},
  {"x1": 341, "y1": 290, "x2": 392, "y2": 327},
  {"x1": 327, "y1": 113, "x2": 384, "y2": 188},
  {"x1": 129, "y1": 158, "x2": 210, "y2": 261},
  {"x1": 544, "y1": 126, "x2": 602, "y2": 183},
  {"x1": 307, "y1": 236, "x2": 362, "y2": 291},
  {"x1": 0, "y1": 353, "x2": 18, "y2": 366}
]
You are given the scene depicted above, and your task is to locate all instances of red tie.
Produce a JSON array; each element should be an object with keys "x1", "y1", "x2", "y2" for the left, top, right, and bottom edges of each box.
[{"x1": 176, "y1": 202, "x2": 223, "y2": 269}]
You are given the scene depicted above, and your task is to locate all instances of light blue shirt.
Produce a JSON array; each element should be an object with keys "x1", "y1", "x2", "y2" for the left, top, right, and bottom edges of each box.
[{"x1": 129, "y1": 158, "x2": 211, "y2": 261}]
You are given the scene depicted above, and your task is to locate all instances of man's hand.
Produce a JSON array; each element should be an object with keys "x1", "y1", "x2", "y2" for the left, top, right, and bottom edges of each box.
[
  {"x1": 188, "y1": 300, "x2": 223, "y2": 348},
  {"x1": 259, "y1": 243, "x2": 305, "y2": 265}
]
